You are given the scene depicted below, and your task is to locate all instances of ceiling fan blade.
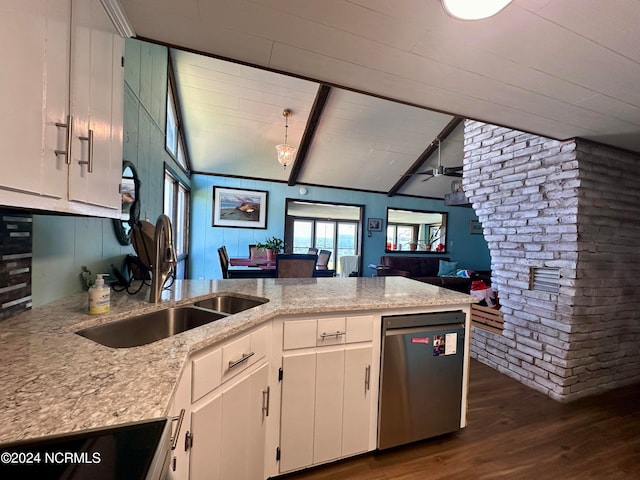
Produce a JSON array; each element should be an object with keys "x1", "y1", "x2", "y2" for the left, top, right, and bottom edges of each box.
[
  {"x1": 445, "y1": 165, "x2": 463, "y2": 172},
  {"x1": 446, "y1": 171, "x2": 463, "y2": 177}
]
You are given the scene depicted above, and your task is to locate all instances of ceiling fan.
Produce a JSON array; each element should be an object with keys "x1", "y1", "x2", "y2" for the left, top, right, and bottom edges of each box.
[{"x1": 415, "y1": 139, "x2": 463, "y2": 181}]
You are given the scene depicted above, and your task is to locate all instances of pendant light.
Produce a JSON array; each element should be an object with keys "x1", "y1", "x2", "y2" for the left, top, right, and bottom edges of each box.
[{"x1": 275, "y1": 109, "x2": 296, "y2": 168}]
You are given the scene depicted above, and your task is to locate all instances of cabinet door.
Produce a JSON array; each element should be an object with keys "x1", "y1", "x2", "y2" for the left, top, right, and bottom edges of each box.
[
  {"x1": 0, "y1": 0, "x2": 69, "y2": 200},
  {"x1": 279, "y1": 352, "x2": 316, "y2": 473},
  {"x1": 169, "y1": 365, "x2": 192, "y2": 480},
  {"x1": 190, "y1": 392, "x2": 222, "y2": 480},
  {"x1": 220, "y1": 363, "x2": 269, "y2": 480},
  {"x1": 68, "y1": 0, "x2": 122, "y2": 211},
  {"x1": 191, "y1": 363, "x2": 269, "y2": 480},
  {"x1": 313, "y1": 349, "x2": 344, "y2": 464},
  {"x1": 342, "y1": 346, "x2": 373, "y2": 456}
]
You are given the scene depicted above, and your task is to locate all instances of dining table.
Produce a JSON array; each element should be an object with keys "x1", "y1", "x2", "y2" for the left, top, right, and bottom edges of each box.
[
  {"x1": 228, "y1": 257, "x2": 276, "y2": 278},
  {"x1": 229, "y1": 257, "x2": 275, "y2": 268},
  {"x1": 228, "y1": 257, "x2": 335, "y2": 278}
]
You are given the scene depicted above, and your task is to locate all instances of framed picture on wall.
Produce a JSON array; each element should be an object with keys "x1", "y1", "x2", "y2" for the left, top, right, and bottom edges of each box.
[
  {"x1": 469, "y1": 220, "x2": 483, "y2": 235},
  {"x1": 212, "y1": 187, "x2": 268, "y2": 229},
  {"x1": 368, "y1": 217, "x2": 383, "y2": 232}
]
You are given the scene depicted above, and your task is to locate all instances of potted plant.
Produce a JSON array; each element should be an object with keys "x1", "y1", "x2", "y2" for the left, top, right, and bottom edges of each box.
[{"x1": 256, "y1": 236, "x2": 285, "y2": 260}]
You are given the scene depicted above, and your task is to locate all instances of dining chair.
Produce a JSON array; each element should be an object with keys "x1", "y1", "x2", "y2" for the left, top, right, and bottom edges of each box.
[
  {"x1": 307, "y1": 247, "x2": 318, "y2": 255},
  {"x1": 250, "y1": 244, "x2": 267, "y2": 262},
  {"x1": 218, "y1": 246, "x2": 230, "y2": 279},
  {"x1": 316, "y1": 250, "x2": 331, "y2": 270},
  {"x1": 276, "y1": 254, "x2": 318, "y2": 278}
]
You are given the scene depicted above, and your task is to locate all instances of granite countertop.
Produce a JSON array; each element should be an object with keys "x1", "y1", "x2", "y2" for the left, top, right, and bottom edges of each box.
[{"x1": 0, "y1": 277, "x2": 474, "y2": 444}]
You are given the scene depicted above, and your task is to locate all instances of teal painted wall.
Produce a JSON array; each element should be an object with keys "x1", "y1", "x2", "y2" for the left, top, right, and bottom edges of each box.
[
  {"x1": 29, "y1": 38, "x2": 489, "y2": 307},
  {"x1": 31, "y1": 39, "x2": 187, "y2": 307},
  {"x1": 190, "y1": 175, "x2": 490, "y2": 279}
]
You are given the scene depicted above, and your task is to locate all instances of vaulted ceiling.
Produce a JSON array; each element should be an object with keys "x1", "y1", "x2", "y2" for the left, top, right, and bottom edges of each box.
[{"x1": 119, "y1": 0, "x2": 640, "y2": 199}]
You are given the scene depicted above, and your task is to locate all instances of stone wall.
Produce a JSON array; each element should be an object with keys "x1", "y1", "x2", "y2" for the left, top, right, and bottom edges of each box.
[{"x1": 463, "y1": 120, "x2": 640, "y2": 401}]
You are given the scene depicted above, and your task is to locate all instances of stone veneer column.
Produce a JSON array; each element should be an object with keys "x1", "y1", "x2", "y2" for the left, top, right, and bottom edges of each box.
[{"x1": 462, "y1": 120, "x2": 640, "y2": 402}]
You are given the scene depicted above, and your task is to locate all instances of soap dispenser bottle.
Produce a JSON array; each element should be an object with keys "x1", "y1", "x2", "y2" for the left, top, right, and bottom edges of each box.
[{"x1": 88, "y1": 274, "x2": 110, "y2": 314}]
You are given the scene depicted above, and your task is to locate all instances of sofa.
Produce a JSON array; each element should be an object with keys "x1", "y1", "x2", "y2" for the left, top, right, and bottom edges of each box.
[{"x1": 377, "y1": 255, "x2": 473, "y2": 293}]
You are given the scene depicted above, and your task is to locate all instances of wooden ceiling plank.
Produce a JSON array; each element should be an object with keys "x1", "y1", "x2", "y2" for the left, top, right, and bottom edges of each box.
[
  {"x1": 288, "y1": 84, "x2": 332, "y2": 186},
  {"x1": 387, "y1": 116, "x2": 463, "y2": 197}
]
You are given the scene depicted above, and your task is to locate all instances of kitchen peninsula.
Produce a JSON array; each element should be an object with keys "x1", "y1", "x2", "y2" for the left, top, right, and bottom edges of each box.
[{"x1": 0, "y1": 277, "x2": 475, "y2": 479}]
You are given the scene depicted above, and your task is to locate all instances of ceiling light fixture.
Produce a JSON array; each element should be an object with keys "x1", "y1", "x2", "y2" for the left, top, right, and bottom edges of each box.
[
  {"x1": 441, "y1": 0, "x2": 514, "y2": 20},
  {"x1": 275, "y1": 109, "x2": 296, "y2": 169}
]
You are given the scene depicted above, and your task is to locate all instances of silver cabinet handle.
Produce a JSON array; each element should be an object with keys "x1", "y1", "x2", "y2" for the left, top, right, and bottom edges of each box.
[
  {"x1": 78, "y1": 129, "x2": 94, "y2": 172},
  {"x1": 365, "y1": 365, "x2": 371, "y2": 393},
  {"x1": 320, "y1": 330, "x2": 346, "y2": 339},
  {"x1": 228, "y1": 351, "x2": 254, "y2": 369},
  {"x1": 262, "y1": 386, "x2": 270, "y2": 417},
  {"x1": 170, "y1": 408, "x2": 185, "y2": 451},
  {"x1": 55, "y1": 115, "x2": 73, "y2": 164}
]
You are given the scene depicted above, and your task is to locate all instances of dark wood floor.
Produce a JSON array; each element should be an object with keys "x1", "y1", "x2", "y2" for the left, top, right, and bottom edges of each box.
[{"x1": 279, "y1": 359, "x2": 640, "y2": 480}]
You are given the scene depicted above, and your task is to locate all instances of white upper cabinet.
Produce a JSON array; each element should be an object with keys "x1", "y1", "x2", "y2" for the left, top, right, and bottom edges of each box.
[
  {"x1": 68, "y1": 0, "x2": 123, "y2": 211},
  {"x1": 0, "y1": 0, "x2": 124, "y2": 217},
  {"x1": 0, "y1": 0, "x2": 70, "y2": 201}
]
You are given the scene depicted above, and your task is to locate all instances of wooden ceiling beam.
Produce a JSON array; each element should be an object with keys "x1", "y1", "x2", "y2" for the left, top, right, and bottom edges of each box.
[
  {"x1": 387, "y1": 116, "x2": 463, "y2": 197},
  {"x1": 287, "y1": 84, "x2": 331, "y2": 186}
]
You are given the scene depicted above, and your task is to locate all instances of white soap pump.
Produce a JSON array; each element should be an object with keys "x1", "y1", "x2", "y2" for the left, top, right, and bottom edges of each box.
[{"x1": 88, "y1": 274, "x2": 110, "y2": 315}]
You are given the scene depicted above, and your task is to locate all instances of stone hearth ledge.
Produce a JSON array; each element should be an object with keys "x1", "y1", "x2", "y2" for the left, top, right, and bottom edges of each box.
[{"x1": 0, "y1": 277, "x2": 474, "y2": 444}]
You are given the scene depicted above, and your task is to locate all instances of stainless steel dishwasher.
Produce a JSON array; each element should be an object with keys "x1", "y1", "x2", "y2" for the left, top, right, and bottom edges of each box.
[{"x1": 378, "y1": 310, "x2": 466, "y2": 450}]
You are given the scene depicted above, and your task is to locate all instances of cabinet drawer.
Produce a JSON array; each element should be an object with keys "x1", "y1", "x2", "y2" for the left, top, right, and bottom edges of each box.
[
  {"x1": 316, "y1": 317, "x2": 346, "y2": 346},
  {"x1": 191, "y1": 347, "x2": 222, "y2": 403},
  {"x1": 284, "y1": 315, "x2": 375, "y2": 350},
  {"x1": 346, "y1": 315, "x2": 374, "y2": 343},
  {"x1": 222, "y1": 325, "x2": 268, "y2": 381},
  {"x1": 283, "y1": 320, "x2": 317, "y2": 350},
  {"x1": 250, "y1": 324, "x2": 269, "y2": 363}
]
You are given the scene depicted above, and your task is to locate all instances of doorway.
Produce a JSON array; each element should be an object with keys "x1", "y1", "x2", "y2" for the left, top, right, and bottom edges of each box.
[{"x1": 284, "y1": 199, "x2": 363, "y2": 275}]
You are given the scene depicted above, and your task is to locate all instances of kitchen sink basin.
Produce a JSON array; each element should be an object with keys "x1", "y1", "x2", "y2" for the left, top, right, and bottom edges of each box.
[
  {"x1": 194, "y1": 294, "x2": 267, "y2": 314},
  {"x1": 76, "y1": 306, "x2": 227, "y2": 348}
]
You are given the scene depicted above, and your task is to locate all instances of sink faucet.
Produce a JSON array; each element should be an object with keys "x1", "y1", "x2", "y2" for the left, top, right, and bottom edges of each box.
[{"x1": 150, "y1": 214, "x2": 177, "y2": 303}]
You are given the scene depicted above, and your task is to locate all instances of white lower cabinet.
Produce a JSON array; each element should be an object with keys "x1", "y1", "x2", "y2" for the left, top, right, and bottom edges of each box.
[
  {"x1": 167, "y1": 313, "x2": 380, "y2": 480},
  {"x1": 169, "y1": 363, "x2": 192, "y2": 480},
  {"x1": 342, "y1": 346, "x2": 375, "y2": 456},
  {"x1": 186, "y1": 323, "x2": 271, "y2": 480},
  {"x1": 278, "y1": 314, "x2": 378, "y2": 474},
  {"x1": 190, "y1": 362, "x2": 269, "y2": 480}
]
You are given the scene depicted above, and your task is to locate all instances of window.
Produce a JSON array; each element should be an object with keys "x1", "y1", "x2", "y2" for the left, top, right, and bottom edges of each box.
[
  {"x1": 164, "y1": 169, "x2": 190, "y2": 279},
  {"x1": 166, "y1": 56, "x2": 189, "y2": 171},
  {"x1": 387, "y1": 224, "x2": 416, "y2": 251},
  {"x1": 166, "y1": 84, "x2": 178, "y2": 158},
  {"x1": 285, "y1": 199, "x2": 362, "y2": 274}
]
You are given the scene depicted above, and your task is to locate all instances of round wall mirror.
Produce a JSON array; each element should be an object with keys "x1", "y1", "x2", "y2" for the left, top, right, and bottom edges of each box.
[{"x1": 113, "y1": 161, "x2": 141, "y2": 245}]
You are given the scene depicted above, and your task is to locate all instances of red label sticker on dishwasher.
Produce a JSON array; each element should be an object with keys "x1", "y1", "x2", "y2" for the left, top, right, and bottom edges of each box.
[{"x1": 411, "y1": 337, "x2": 430, "y2": 344}]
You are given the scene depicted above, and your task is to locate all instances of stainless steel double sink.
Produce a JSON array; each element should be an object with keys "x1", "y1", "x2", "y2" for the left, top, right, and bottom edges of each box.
[{"x1": 76, "y1": 295, "x2": 267, "y2": 348}]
